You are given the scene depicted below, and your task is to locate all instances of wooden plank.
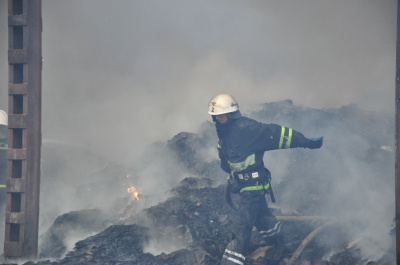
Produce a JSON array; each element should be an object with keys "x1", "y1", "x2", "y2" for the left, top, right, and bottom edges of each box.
[
  {"x1": 9, "y1": 83, "x2": 28, "y2": 95},
  {"x1": 6, "y1": 212, "x2": 26, "y2": 224},
  {"x1": 8, "y1": 49, "x2": 27, "y2": 64},
  {"x1": 7, "y1": 148, "x2": 26, "y2": 160},
  {"x1": 4, "y1": 241, "x2": 22, "y2": 257},
  {"x1": 6, "y1": 178, "x2": 26, "y2": 192},
  {"x1": 8, "y1": 14, "x2": 27, "y2": 26},
  {"x1": 8, "y1": 114, "x2": 27, "y2": 128}
]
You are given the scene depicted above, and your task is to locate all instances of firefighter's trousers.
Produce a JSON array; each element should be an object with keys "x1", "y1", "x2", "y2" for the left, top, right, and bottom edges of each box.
[{"x1": 221, "y1": 190, "x2": 283, "y2": 265}]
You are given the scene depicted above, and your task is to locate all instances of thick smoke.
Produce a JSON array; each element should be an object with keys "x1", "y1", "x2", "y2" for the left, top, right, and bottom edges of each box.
[
  {"x1": 0, "y1": 0, "x2": 396, "y2": 160},
  {"x1": 249, "y1": 103, "x2": 395, "y2": 262},
  {"x1": 0, "y1": 0, "x2": 396, "y2": 261}
]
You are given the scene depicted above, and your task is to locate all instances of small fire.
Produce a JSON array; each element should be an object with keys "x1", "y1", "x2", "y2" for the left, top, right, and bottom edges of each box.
[{"x1": 127, "y1": 186, "x2": 140, "y2": 201}]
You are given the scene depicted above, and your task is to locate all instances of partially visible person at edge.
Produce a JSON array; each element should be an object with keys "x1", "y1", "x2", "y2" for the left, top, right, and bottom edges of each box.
[
  {"x1": 0, "y1": 110, "x2": 7, "y2": 196},
  {"x1": 207, "y1": 93, "x2": 323, "y2": 265},
  {"x1": 0, "y1": 110, "x2": 8, "y2": 240}
]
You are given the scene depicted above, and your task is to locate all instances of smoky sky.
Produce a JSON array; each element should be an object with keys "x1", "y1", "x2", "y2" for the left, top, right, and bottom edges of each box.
[
  {"x1": 0, "y1": 1, "x2": 397, "y2": 260},
  {"x1": 0, "y1": 0, "x2": 396, "y2": 163}
]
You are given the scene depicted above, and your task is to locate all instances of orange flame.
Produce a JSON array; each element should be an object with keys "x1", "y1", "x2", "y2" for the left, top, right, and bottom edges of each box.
[{"x1": 127, "y1": 186, "x2": 140, "y2": 201}]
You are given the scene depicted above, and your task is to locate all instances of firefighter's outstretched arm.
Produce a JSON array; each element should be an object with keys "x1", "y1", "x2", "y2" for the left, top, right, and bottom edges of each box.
[
  {"x1": 260, "y1": 123, "x2": 324, "y2": 151},
  {"x1": 306, "y1": 137, "x2": 323, "y2": 149}
]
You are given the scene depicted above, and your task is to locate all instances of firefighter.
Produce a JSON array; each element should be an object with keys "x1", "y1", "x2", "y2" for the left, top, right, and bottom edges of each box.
[
  {"x1": 0, "y1": 110, "x2": 7, "y2": 195},
  {"x1": 0, "y1": 110, "x2": 7, "y2": 248},
  {"x1": 208, "y1": 93, "x2": 323, "y2": 265}
]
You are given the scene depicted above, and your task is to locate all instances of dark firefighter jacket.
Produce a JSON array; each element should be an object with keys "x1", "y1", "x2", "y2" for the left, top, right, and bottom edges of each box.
[{"x1": 216, "y1": 114, "x2": 310, "y2": 175}]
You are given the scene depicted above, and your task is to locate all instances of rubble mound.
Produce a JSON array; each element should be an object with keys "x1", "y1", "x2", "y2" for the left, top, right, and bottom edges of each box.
[
  {"x1": 12, "y1": 100, "x2": 395, "y2": 265},
  {"x1": 39, "y1": 208, "x2": 111, "y2": 259}
]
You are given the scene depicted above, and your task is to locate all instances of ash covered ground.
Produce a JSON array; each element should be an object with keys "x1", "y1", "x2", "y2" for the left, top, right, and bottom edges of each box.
[{"x1": 1, "y1": 100, "x2": 395, "y2": 265}]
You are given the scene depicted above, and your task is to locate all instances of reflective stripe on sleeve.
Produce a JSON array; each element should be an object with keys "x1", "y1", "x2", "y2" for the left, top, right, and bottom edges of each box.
[
  {"x1": 0, "y1": 184, "x2": 6, "y2": 188},
  {"x1": 278, "y1": 126, "x2": 285, "y2": 149},
  {"x1": 286, "y1": 128, "x2": 292, "y2": 148},
  {"x1": 278, "y1": 126, "x2": 293, "y2": 149}
]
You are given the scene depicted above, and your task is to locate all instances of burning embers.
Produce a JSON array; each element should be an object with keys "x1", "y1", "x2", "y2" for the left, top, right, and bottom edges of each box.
[
  {"x1": 125, "y1": 174, "x2": 140, "y2": 201},
  {"x1": 127, "y1": 186, "x2": 140, "y2": 201}
]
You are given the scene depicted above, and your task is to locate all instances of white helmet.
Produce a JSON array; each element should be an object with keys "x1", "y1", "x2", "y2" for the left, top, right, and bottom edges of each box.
[
  {"x1": 208, "y1": 93, "x2": 239, "y2": 115},
  {"x1": 0, "y1": 110, "x2": 7, "y2": 126}
]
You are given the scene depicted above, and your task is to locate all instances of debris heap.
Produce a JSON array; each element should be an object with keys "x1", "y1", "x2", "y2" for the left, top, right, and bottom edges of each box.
[{"x1": 6, "y1": 100, "x2": 395, "y2": 265}]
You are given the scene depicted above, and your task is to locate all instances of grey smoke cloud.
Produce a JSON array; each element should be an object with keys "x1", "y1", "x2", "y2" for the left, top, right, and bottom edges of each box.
[
  {"x1": 0, "y1": 0, "x2": 396, "y2": 162},
  {"x1": 0, "y1": 0, "x2": 397, "y2": 260}
]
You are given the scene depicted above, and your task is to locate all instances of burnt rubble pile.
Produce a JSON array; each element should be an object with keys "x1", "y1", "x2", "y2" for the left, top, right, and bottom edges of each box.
[
  {"x1": 39, "y1": 209, "x2": 112, "y2": 259},
  {"x1": 18, "y1": 100, "x2": 395, "y2": 265},
  {"x1": 32, "y1": 181, "x2": 339, "y2": 265}
]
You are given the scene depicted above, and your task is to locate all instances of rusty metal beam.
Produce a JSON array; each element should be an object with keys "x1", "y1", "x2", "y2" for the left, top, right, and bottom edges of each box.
[{"x1": 4, "y1": 0, "x2": 42, "y2": 260}]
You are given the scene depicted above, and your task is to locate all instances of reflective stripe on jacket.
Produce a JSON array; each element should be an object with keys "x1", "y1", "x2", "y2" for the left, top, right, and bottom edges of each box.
[
  {"x1": 240, "y1": 182, "x2": 270, "y2": 193},
  {"x1": 216, "y1": 116, "x2": 309, "y2": 174}
]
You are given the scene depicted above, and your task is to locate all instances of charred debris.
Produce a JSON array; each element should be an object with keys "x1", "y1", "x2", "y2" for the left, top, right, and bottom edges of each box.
[{"x1": 5, "y1": 100, "x2": 396, "y2": 265}]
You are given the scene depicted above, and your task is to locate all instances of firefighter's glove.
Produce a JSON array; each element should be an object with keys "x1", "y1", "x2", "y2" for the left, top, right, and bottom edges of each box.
[{"x1": 306, "y1": 136, "x2": 323, "y2": 149}]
